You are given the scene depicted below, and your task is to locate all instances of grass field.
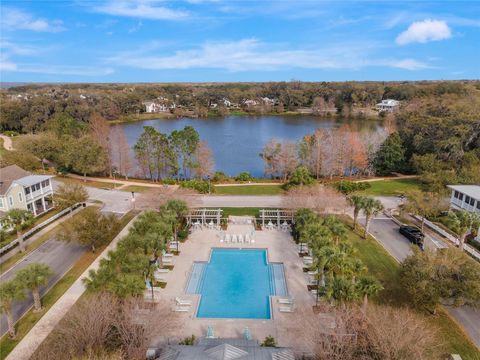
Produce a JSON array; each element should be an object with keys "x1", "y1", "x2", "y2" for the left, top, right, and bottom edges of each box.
[
  {"x1": 120, "y1": 185, "x2": 152, "y2": 193},
  {"x1": 214, "y1": 184, "x2": 284, "y2": 195},
  {"x1": 339, "y1": 215, "x2": 480, "y2": 359},
  {"x1": 360, "y1": 178, "x2": 423, "y2": 196},
  {"x1": 0, "y1": 211, "x2": 136, "y2": 359},
  {"x1": 219, "y1": 207, "x2": 265, "y2": 217},
  {"x1": 55, "y1": 176, "x2": 123, "y2": 189}
]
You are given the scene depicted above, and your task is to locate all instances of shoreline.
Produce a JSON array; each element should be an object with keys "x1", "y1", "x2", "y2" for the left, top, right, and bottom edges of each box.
[{"x1": 109, "y1": 110, "x2": 381, "y2": 125}]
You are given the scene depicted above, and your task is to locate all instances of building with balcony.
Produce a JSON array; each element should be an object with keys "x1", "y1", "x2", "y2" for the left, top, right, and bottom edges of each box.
[
  {"x1": 447, "y1": 184, "x2": 480, "y2": 241},
  {"x1": 376, "y1": 99, "x2": 400, "y2": 112},
  {"x1": 0, "y1": 165, "x2": 54, "y2": 218}
]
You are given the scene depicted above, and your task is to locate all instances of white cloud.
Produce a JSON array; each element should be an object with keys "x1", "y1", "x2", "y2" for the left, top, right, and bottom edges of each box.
[
  {"x1": 0, "y1": 8, "x2": 65, "y2": 32},
  {"x1": 94, "y1": 1, "x2": 189, "y2": 20},
  {"x1": 2, "y1": 64, "x2": 115, "y2": 76},
  {"x1": 396, "y1": 19, "x2": 451, "y2": 45},
  {"x1": 106, "y1": 38, "x2": 431, "y2": 72}
]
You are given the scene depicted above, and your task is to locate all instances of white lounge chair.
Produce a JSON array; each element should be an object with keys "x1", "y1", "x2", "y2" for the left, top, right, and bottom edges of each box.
[
  {"x1": 231, "y1": 234, "x2": 237, "y2": 243},
  {"x1": 175, "y1": 297, "x2": 192, "y2": 306},
  {"x1": 303, "y1": 259, "x2": 313, "y2": 266},
  {"x1": 279, "y1": 306, "x2": 294, "y2": 313},
  {"x1": 174, "y1": 306, "x2": 190, "y2": 312},
  {"x1": 277, "y1": 298, "x2": 294, "y2": 305},
  {"x1": 225, "y1": 234, "x2": 231, "y2": 243},
  {"x1": 156, "y1": 269, "x2": 169, "y2": 273},
  {"x1": 244, "y1": 234, "x2": 251, "y2": 243},
  {"x1": 238, "y1": 234, "x2": 244, "y2": 243},
  {"x1": 162, "y1": 257, "x2": 173, "y2": 264}
]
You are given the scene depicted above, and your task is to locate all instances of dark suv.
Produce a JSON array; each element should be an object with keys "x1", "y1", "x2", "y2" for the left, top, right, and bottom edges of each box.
[{"x1": 399, "y1": 225, "x2": 424, "y2": 249}]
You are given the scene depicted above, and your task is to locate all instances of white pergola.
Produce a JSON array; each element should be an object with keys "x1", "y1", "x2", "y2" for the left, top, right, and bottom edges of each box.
[
  {"x1": 187, "y1": 208, "x2": 223, "y2": 227},
  {"x1": 259, "y1": 209, "x2": 295, "y2": 228}
]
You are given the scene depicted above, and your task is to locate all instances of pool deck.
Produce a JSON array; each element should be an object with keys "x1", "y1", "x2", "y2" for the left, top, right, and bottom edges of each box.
[{"x1": 150, "y1": 220, "x2": 316, "y2": 349}]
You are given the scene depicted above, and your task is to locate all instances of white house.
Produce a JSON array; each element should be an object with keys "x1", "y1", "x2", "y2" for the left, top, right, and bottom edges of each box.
[
  {"x1": 0, "y1": 165, "x2": 54, "y2": 218},
  {"x1": 447, "y1": 185, "x2": 480, "y2": 241},
  {"x1": 376, "y1": 99, "x2": 400, "y2": 112},
  {"x1": 261, "y1": 97, "x2": 276, "y2": 106},
  {"x1": 143, "y1": 100, "x2": 170, "y2": 113},
  {"x1": 243, "y1": 99, "x2": 258, "y2": 107}
]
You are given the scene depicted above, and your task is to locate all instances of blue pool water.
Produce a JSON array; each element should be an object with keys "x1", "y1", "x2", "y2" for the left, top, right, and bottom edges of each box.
[{"x1": 193, "y1": 249, "x2": 279, "y2": 319}]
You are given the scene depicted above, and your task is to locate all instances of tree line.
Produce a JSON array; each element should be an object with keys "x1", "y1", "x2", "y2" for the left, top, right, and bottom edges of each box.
[
  {"x1": 133, "y1": 125, "x2": 214, "y2": 181},
  {"x1": 1, "y1": 80, "x2": 477, "y2": 133}
]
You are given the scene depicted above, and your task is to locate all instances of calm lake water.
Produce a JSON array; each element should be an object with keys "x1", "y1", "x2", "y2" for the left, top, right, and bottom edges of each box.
[{"x1": 114, "y1": 115, "x2": 386, "y2": 177}]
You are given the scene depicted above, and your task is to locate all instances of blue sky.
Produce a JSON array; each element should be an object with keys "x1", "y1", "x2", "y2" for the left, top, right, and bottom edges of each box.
[{"x1": 1, "y1": 0, "x2": 479, "y2": 82}]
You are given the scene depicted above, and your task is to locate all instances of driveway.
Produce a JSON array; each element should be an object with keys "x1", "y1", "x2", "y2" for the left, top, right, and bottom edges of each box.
[
  {"x1": 364, "y1": 215, "x2": 480, "y2": 349},
  {"x1": 53, "y1": 180, "x2": 133, "y2": 214},
  {"x1": 0, "y1": 239, "x2": 86, "y2": 336}
]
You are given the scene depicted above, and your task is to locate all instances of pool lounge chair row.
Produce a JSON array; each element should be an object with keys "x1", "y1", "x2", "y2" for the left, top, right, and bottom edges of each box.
[{"x1": 220, "y1": 233, "x2": 254, "y2": 243}]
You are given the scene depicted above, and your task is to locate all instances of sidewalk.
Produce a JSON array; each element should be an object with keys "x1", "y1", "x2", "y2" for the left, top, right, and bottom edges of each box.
[
  {"x1": 0, "y1": 134, "x2": 13, "y2": 150},
  {"x1": 65, "y1": 173, "x2": 178, "y2": 189},
  {"x1": 5, "y1": 214, "x2": 139, "y2": 360}
]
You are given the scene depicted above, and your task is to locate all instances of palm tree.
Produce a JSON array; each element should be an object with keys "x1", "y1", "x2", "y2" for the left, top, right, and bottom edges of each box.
[
  {"x1": 448, "y1": 210, "x2": 480, "y2": 250},
  {"x1": 160, "y1": 200, "x2": 188, "y2": 251},
  {"x1": 324, "y1": 216, "x2": 348, "y2": 245},
  {"x1": 361, "y1": 197, "x2": 384, "y2": 239},
  {"x1": 348, "y1": 195, "x2": 365, "y2": 230},
  {"x1": 0, "y1": 209, "x2": 34, "y2": 252},
  {"x1": 0, "y1": 279, "x2": 25, "y2": 338},
  {"x1": 356, "y1": 276, "x2": 383, "y2": 313},
  {"x1": 330, "y1": 277, "x2": 359, "y2": 307},
  {"x1": 15, "y1": 263, "x2": 53, "y2": 312}
]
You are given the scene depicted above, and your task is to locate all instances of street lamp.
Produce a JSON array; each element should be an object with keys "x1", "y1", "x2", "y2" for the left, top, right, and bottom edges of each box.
[{"x1": 207, "y1": 175, "x2": 211, "y2": 194}]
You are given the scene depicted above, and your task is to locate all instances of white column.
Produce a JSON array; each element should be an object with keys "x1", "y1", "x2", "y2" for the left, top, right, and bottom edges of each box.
[
  {"x1": 32, "y1": 203, "x2": 37, "y2": 216},
  {"x1": 41, "y1": 197, "x2": 47, "y2": 212}
]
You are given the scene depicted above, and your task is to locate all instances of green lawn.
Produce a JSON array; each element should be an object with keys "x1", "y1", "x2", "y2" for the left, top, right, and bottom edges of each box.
[
  {"x1": 0, "y1": 211, "x2": 136, "y2": 359},
  {"x1": 360, "y1": 178, "x2": 422, "y2": 196},
  {"x1": 214, "y1": 185, "x2": 284, "y2": 195},
  {"x1": 338, "y1": 215, "x2": 480, "y2": 359},
  {"x1": 55, "y1": 176, "x2": 123, "y2": 189},
  {"x1": 120, "y1": 185, "x2": 152, "y2": 193},
  {"x1": 218, "y1": 207, "x2": 265, "y2": 217}
]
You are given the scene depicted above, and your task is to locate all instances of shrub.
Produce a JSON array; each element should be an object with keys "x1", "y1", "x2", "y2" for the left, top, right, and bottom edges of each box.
[
  {"x1": 180, "y1": 179, "x2": 212, "y2": 194},
  {"x1": 161, "y1": 178, "x2": 177, "y2": 185},
  {"x1": 3, "y1": 130, "x2": 18, "y2": 137},
  {"x1": 235, "y1": 171, "x2": 254, "y2": 182},
  {"x1": 284, "y1": 166, "x2": 315, "y2": 189},
  {"x1": 261, "y1": 336, "x2": 276, "y2": 347},
  {"x1": 213, "y1": 171, "x2": 229, "y2": 182},
  {"x1": 179, "y1": 335, "x2": 196, "y2": 345},
  {"x1": 332, "y1": 180, "x2": 370, "y2": 195}
]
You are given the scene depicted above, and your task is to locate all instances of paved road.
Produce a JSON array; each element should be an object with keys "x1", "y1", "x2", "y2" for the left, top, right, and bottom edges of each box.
[
  {"x1": 53, "y1": 180, "x2": 133, "y2": 214},
  {"x1": 198, "y1": 195, "x2": 283, "y2": 208},
  {"x1": 364, "y1": 216, "x2": 480, "y2": 349},
  {"x1": 0, "y1": 239, "x2": 86, "y2": 336}
]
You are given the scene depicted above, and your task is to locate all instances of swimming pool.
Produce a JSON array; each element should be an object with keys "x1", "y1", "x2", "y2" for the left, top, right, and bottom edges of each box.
[{"x1": 187, "y1": 248, "x2": 287, "y2": 319}]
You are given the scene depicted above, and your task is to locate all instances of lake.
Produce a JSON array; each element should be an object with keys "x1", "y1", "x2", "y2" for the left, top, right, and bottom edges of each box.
[{"x1": 113, "y1": 115, "x2": 386, "y2": 177}]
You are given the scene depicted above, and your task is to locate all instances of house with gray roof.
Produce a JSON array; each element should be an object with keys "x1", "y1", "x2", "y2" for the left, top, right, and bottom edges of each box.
[
  {"x1": 447, "y1": 184, "x2": 480, "y2": 241},
  {"x1": 147, "y1": 338, "x2": 294, "y2": 360},
  {"x1": 0, "y1": 165, "x2": 54, "y2": 218}
]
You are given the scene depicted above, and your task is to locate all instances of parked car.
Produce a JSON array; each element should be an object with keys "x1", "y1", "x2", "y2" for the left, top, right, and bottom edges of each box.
[{"x1": 399, "y1": 225, "x2": 424, "y2": 249}]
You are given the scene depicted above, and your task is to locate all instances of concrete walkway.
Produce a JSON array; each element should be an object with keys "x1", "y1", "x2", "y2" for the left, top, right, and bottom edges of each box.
[
  {"x1": 64, "y1": 173, "x2": 179, "y2": 189},
  {"x1": 0, "y1": 134, "x2": 13, "y2": 150},
  {"x1": 5, "y1": 214, "x2": 139, "y2": 360}
]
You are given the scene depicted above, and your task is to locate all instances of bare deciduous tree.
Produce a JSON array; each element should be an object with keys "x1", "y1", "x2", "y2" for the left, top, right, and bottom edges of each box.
[
  {"x1": 32, "y1": 293, "x2": 179, "y2": 360},
  {"x1": 282, "y1": 184, "x2": 347, "y2": 214},
  {"x1": 136, "y1": 187, "x2": 200, "y2": 210},
  {"x1": 110, "y1": 126, "x2": 133, "y2": 179},
  {"x1": 89, "y1": 113, "x2": 113, "y2": 176},
  {"x1": 192, "y1": 140, "x2": 215, "y2": 178},
  {"x1": 290, "y1": 304, "x2": 440, "y2": 360}
]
